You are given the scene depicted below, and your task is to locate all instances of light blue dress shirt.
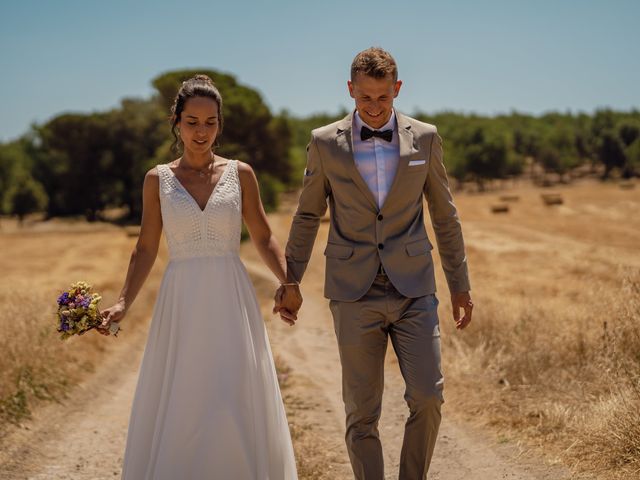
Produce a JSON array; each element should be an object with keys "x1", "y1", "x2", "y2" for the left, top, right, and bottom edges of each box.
[{"x1": 352, "y1": 110, "x2": 400, "y2": 209}]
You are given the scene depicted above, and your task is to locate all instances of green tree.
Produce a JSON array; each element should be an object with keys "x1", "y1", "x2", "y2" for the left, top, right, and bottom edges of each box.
[
  {"x1": 3, "y1": 169, "x2": 48, "y2": 223},
  {"x1": 625, "y1": 138, "x2": 640, "y2": 176},
  {"x1": 597, "y1": 130, "x2": 626, "y2": 179},
  {"x1": 0, "y1": 140, "x2": 34, "y2": 214},
  {"x1": 31, "y1": 113, "x2": 115, "y2": 219},
  {"x1": 152, "y1": 70, "x2": 293, "y2": 210},
  {"x1": 108, "y1": 98, "x2": 167, "y2": 220}
]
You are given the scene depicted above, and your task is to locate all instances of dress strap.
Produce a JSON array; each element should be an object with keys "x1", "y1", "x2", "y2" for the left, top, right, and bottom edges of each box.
[
  {"x1": 155, "y1": 164, "x2": 175, "y2": 196},
  {"x1": 228, "y1": 159, "x2": 239, "y2": 182}
]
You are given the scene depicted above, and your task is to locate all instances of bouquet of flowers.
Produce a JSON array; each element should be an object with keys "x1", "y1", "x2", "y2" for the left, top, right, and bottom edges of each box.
[{"x1": 56, "y1": 281, "x2": 119, "y2": 339}]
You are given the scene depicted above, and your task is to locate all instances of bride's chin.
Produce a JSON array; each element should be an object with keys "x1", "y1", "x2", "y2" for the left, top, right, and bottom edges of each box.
[{"x1": 189, "y1": 142, "x2": 212, "y2": 151}]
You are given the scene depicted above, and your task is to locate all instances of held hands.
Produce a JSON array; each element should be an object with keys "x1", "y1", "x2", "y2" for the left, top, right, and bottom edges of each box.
[
  {"x1": 96, "y1": 300, "x2": 126, "y2": 336},
  {"x1": 273, "y1": 284, "x2": 303, "y2": 326},
  {"x1": 451, "y1": 291, "x2": 473, "y2": 330}
]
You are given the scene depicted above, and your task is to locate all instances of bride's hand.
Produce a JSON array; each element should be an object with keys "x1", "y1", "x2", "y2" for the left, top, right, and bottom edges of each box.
[{"x1": 97, "y1": 301, "x2": 126, "y2": 336}]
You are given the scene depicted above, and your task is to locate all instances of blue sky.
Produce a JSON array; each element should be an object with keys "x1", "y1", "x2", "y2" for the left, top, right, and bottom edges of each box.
[{"x1": 1, "y1": 0, "x2": 638, "y2": 141}]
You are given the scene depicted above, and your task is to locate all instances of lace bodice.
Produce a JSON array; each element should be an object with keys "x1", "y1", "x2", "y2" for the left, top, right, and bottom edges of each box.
[{"x1": 157, "y1": 160, "x2": 242, "y2": 260}]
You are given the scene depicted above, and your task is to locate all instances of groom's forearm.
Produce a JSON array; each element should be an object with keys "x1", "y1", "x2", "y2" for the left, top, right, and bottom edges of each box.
[
  {"x1": 285, "y1": 214, "x2": 322, "y2": 283},
  {"x1": 424, "y1": 132, "x2": 471, "y2": 293},
  {"x1": 285, "y1": 135, "x2": 330, "y2": 284}
]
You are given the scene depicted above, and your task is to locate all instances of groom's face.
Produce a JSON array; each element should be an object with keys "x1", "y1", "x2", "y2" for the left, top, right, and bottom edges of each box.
[{"x1": 348, "y1": 73, "x2": 402, "y2": 129}]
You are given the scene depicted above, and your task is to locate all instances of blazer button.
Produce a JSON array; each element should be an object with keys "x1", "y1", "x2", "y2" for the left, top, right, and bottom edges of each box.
[
  {"x1": 377, "y1": 214, "x2": 383, "y2": 221},
  {"x1": 378, "y1": 243, "x2": 384, "y2": 250}
]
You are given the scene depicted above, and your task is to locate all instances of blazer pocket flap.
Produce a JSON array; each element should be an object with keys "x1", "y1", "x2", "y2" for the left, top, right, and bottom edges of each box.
[
  {"x1": 324, "y1": 243, "x2": 354, "y2": 259},
  {"x1": 405, "y1": 238, "x2": 433, "y2": 257}
]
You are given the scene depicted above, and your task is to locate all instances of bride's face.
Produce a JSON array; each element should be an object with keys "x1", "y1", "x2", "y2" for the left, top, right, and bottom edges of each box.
[{"x1": 178, "y1": 97, "x2": 220, "y2": 154}]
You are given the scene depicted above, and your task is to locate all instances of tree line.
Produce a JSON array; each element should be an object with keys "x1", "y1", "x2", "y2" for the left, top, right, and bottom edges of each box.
[
  {"x1": 0, "y1": 69, "x2": 293, "y2": 222},
  {"x1": 288, "y1": 109, "x2": 640, "y2": 190},
  {"x1": 1, "y1": 70, "x2": 638, "y2": 222}
]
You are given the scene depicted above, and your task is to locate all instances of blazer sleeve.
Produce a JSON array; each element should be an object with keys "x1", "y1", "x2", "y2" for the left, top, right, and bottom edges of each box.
[
  {"x1": 423, "y1": 131, "x2": 471, "y2": 293},
  {"x1": 285, "y1": 134, "x2": 331, "y2": 283}
]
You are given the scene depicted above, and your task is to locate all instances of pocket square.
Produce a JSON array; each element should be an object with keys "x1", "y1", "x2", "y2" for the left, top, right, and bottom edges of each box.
[{"x1": 408, "y1": 160, "x2": 426, "y2": 166}]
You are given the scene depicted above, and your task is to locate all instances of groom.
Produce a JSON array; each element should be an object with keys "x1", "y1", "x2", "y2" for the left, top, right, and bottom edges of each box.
[{"x1": 277, "y1": 47, "x2": 473, "y2": 479}]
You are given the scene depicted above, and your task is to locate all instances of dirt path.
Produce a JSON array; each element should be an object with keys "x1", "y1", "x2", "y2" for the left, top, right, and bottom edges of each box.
[
  {"x1": 0, "y1": 210, "x2": 571, "y2": 479},
  {"x1": 243, "y1": 242, "x2": 570, "y2": 480}
]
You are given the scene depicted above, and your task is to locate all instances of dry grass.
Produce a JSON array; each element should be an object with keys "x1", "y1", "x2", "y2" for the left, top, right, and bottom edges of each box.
[
  {"x1": 434, "y1": 179, "x2": 640, "y2": 479},
  {"x1": 0, "y1": 289, "x2": 74, "y2": 425},
  {"x1": 1, "y1": 179, "x2": 639, "y2": 478},
  {"x1": 276, "y1": 355, "x2": 337, "y2": 480},
  {"x1": 0, "y1": 218, "x2": 165, "y2": 436}
]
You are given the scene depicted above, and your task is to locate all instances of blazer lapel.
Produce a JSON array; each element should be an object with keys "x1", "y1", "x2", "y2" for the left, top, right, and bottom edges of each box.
[
  {"x1": 381, "y1": 112, "x2": 419, "y2": 212},
  {"x1": 335, "y1": 113, "x2": 378, "y2": 210}
]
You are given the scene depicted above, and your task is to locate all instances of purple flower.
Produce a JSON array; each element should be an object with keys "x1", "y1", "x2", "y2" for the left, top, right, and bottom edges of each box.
[{"x1": 57, "y1": 292, "x2": 70, "y2": 306}]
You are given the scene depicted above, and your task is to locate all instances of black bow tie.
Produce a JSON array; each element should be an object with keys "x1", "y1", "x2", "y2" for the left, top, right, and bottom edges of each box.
[{"x1": 360, "y1": 126, "x2": 393, "y2": 142}]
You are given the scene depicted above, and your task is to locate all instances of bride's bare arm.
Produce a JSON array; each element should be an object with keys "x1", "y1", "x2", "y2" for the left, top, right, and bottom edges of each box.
[
  {"x1": 238, "y1": 162, "x2": 301, "y2": 325},
  {"x1": 98, "y1": 168, "x2": 163, "y2": 333}
]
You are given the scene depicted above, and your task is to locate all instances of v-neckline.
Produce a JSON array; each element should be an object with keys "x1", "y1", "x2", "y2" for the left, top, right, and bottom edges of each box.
[{"x1": 166, "y1": 161, "x2": 231, "y2": 213}]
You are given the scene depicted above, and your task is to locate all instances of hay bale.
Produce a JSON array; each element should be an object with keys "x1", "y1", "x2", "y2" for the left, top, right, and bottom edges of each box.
[
  {"x1": 491, "y1": 204, "x2": 509, "y2": 214},
  {"x1": 499, "y1": 195, "x2": 520, "y2": 202},
  {"x1": 541, "y1": 193, "x2": 564, "y2": 206}
]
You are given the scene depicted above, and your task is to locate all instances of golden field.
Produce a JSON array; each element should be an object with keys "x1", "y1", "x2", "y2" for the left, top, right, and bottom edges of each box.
[
  {"x1": 436, "y1": 179, "x2": 640, "y2": 479},
  {"x1": 0, "y1": 178, "x2": 638, "y2": 479},
  {"x1": 0, "y1": 220, "x2": 167, "y2": 429}
]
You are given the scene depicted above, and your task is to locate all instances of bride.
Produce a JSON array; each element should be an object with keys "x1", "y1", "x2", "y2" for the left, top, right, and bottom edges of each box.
[{"x1": 98, "y1": 74, "x2": 300, "y2": 479}]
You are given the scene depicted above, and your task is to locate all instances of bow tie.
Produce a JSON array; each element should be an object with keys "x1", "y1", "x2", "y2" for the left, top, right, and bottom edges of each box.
[{"x1": 360, "y1": 126, "x2": 393, "y2": 142}]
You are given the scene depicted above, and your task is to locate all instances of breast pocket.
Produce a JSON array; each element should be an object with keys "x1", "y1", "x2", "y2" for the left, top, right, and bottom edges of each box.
[
  {"x1": 406, "y1": 157, "x2": 428, "y2": 184},
  {"x1": 408, "y1": 159, "x2": 427, "y2": 167}
]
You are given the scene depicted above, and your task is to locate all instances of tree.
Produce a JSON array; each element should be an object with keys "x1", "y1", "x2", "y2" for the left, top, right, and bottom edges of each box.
[
  {"x1": 31, "y1": 113, "x2": 115, "y2": 219},
  {"x1": 108, "y1": 98, "x2": 167, "y2": 220},
  {"x1": 152, "y1": 69, "x2": 293, "y2": 209},
  {"x1": 0, "y1": 140, "x2": 35, "y2": 214},
  {"x1": 461, "y1": 125, "x2": 510, "y2": 190},
  {"x1": 618, "y1": 122, "x2": 640, "y2": 147},
  {"x1": 625, "y1": 138, "x2": 640, "y2": 177},
  {"x1": 597, "y1": 130, "x2": 626, "y2": 179},
  {"x1": 3, "y1": 170, "x2": 48, "y2": 223}
]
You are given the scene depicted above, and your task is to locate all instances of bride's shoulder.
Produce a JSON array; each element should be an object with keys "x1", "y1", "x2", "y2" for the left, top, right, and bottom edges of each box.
[
  {"x1": 147, "y1": 161, "x2": 179, "y2": 180},
  {"x1": 143, "y1": 163, "x2": 173, "y2": 189},
  {"x1": 215, "y1": 156, "x2": 253, "y2": 177},
  {"x1": 147, "y1": 162, "x2": 174, "y2": 177},
  {"x1": 235, "y1": 160, "x2": 253, "y2": 174},
  {"x1": 235, "y1": 160, "x2": 257, "y2": 181}
]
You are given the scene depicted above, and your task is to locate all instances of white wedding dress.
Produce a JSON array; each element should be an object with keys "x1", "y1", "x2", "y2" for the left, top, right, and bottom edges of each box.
[{"x1": 121, "y1": 160, "x2": 297, "y2": 479}]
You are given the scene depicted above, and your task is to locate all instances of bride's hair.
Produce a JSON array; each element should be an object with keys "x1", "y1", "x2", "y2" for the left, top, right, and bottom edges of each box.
[{"x1": 170, "y1": 74, "x2": 224, "y2": 154}]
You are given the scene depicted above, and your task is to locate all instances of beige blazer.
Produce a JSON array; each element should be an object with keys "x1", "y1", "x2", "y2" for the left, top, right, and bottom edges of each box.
[{"x1": 285, "y1": 111, "x2": 470, "y2": 302}]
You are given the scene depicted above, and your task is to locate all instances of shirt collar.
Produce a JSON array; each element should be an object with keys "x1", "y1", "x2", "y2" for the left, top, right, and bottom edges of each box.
[{"x1": 354, "y1": 109, "x2": 397, "y2": 134}]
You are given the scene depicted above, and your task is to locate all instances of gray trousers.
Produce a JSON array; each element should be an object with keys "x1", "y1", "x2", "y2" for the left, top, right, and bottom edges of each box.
[{"x1": 329, "y1": 274, "x2": 444, "y2": 480}]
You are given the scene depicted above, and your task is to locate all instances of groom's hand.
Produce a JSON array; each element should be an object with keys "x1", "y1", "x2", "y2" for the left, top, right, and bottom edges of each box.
[
  {"x1": 273, "y1": 284, "x2": 303, "y2": 326},
  {"x1": 451, "y1": 291, "x2": 473, "y2": 330}
]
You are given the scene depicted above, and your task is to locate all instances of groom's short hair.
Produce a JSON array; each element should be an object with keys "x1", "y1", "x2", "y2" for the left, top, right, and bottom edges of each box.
[{"x1": 350, "y1": 47, "x2": 398, "y2": 82}]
